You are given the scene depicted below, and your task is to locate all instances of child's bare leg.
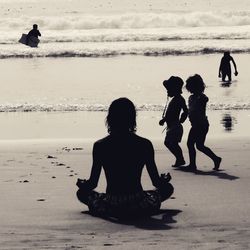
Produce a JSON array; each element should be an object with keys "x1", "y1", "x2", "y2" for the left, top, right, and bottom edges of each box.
[
  {"x1": 195, "y1": 126, "x2": 222, "y2": 170},
  {"x1": 165, "y1": 141, "x2": 185, "y2": 167},
  {"x1": 187, "y1": 143, "x2": 197, "y2": 169},
  {"x1": 187, "y1": 129, "x2": 197, "y2": 169}
]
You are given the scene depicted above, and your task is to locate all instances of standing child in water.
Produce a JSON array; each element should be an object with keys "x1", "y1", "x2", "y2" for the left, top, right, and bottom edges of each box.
[
  {"x1": 159, "y1": 76, "x2": 188, "y2": 167},
  {"x1": 185, "y1": 74, "x2": 222, "y2": 171},
  {"x1": 218, "y1": 51, "x2": 238, "y2": 82}
]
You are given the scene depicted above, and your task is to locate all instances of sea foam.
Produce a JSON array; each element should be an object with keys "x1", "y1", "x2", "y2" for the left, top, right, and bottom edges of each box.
[
  {"x1": 0, "y1": 102, "x2": 250, "y2": 112},
  {"x1": 1, "y1": 11, "x2": 250, "y2": 30},
  {"x1": 0, "y1": 11, "x2": 249, "y2": 58}
]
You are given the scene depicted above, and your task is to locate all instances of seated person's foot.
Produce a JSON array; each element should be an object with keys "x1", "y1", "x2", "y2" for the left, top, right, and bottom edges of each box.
[
  {"x1": 213, "y1": 157, "x2": 222, "y2": 171},
  {"x1": 185, "y1": 164, "x2": 197, "y2": 171},
  {"x1": 172, "y1": 159, "x2": 185, "y2": 167}
]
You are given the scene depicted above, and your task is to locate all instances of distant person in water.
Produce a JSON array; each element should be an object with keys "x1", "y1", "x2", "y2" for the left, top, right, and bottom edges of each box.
[
  {"x1": 26, "y1": 24, "x2": 41, "y2": 46},
  {"x1": 185, "y1": 74, "x2": 222, "y2": 171},
  {"x1": 76, "y1": 97, "x2": 174, "y2": 218},
  {"x1": 159, "y1": 76, "x2": 188, "y2": 167},
  {"x1": 218, "y1": 51, "x2": 238, "y2": 82}
]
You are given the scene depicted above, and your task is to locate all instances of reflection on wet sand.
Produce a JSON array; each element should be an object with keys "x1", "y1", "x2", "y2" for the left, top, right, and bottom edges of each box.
[
  {"x1": 220, "y1": 81, "x2": 232, "y2": 88},
  {"x1": 221, "y1": 113, "x2": 237, "y2": 132}
]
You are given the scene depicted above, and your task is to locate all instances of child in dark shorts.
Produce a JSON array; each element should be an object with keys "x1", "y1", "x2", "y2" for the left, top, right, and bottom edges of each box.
[
  {"x1": 159, "y1": 76, "x2": 188, "y2": 167},
  {"x1": 185, "y1": 74, "x2": 222, "y2": 171}
]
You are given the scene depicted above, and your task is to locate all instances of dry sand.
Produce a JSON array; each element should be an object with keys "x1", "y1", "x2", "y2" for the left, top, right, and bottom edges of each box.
[{"x1": 0, "y1": 136, "x2": 249, "y2": 250}]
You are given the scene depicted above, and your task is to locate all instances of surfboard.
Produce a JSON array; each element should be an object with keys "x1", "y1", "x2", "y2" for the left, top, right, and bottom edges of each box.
[{"x1": 18, "y1": 34, "x2": 40, "y2": 48}]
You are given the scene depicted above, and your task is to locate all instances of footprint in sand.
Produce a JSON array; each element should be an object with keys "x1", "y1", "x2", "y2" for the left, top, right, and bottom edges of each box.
[
  {"x1": 4, "y1": 179, "x2": 14, "y2": 182},
  {"x1": 47, "y1": 155, "x2": 57, "y2": 159},
  {"x1": 62, "y1": 147, "x2": 71, "y2": 152},
  {"x1": 19, "y1": 180, "x2": 29, "y2": 183},
  {"x1": 72, "y1": 148, "x2": 83, "y2": 151},
  {"x1": 56, "y1": 163, "x2": 65, "y2": 166}
]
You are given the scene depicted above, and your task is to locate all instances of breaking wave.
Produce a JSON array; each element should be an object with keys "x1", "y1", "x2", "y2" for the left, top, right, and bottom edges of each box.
[
  {"x1": 0, "y1": 39, "x2": 250, "y2": 58},
  {"x1": 1, "y1": 11, "x2": 250, "y2": 30},
  {"x1": 0, "y1": 10, "x2": 250, "y2": 58}
]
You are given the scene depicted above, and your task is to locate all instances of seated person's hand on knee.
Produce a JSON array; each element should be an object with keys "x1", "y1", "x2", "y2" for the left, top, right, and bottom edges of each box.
[
  {"x1": 160, "y1": 173, "x2": 171, "y2": 183},
  {"x1": 76, "y1": 178, "x2": 92, "y2": 191}
]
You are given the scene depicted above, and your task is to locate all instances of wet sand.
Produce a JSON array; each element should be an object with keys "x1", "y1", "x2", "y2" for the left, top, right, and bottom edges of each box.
[{"x1": 0, "y1": 109, "x2": 249, "y2": 140}]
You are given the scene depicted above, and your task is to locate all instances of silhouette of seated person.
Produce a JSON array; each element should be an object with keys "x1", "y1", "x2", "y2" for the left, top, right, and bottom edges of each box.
[
  {"x1": 76, "y1": 98, "x2": 174, "y2": 218},
  {"x1": 26, "y1": 24, "x2": 41, "y2": 46},
  {"x1": 218, "y1": 51, "x2": 238, "y2": 82}
]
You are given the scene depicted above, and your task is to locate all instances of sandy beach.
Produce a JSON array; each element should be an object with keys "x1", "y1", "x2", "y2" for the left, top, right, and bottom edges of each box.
[
  {"x1": 0, "y1": 135, "x2": 249, "y2": 249},
  {"x1": 1, "y1": 0, "x2": 250, "y2": 247}
]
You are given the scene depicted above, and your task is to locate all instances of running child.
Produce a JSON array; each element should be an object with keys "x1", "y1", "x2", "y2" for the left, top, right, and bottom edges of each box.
[
  {"x1": 185, "y1": 74, "x2": 222, "y2": 171},
  {"x1": 159, "y1": 76, "x2": 188, "y2": 167}
]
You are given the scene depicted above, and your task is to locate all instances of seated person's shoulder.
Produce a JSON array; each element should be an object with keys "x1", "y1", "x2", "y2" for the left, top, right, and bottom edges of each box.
[
  {"x1": 90, "y1": 137, "x2": 106, "y2": 154},
  {"x1": 94, "y1": 135, "x2": 110, "y2": 146},
  {"x1": 133, "y1": 134, "x2": 153, "y2": 148}
]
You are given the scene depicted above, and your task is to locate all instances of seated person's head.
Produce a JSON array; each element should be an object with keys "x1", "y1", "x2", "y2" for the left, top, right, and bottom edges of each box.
[
  {"x1": 186, "y1": 74, "x2": 206, "y2": 94},
  {"x1": 163, "y1": 76, "x2": 183, "y2": 97},
  {"x1": 33, "y1": 24, "x2": 38, "y2": 30},
  {"x1": 106, "y1": 97, "x2": 137, "y2": 134}
]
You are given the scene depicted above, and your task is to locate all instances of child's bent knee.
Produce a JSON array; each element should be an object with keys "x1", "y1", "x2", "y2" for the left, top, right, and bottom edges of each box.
[{"x1": 196, "y1": 144, "x2": 206, "y2": 151}]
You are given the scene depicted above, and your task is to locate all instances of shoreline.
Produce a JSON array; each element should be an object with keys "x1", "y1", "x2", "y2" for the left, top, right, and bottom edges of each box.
[
  {"x1": 0, "y1": 53, "x2": 249, "y2": 111},
  {"x1": 0, "y1": 109, "x2": 249, "y2": 141}
]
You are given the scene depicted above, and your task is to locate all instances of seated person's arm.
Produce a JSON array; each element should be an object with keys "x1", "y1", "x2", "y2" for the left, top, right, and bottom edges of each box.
[
  {"x1": 38, "y1": 30, "x2": 41, "y2": 36},
  {"x1": 82, "y1": 142, "x2": 102, "y2": 190},
  {"x1": 145, "y1": 140, "x2": 161, "y2": 188}
]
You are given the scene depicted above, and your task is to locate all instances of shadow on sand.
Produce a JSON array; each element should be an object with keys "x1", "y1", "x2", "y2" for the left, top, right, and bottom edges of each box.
[
  {"x1": 81, "y1": 209, "x2": 182, "y2": 230},
  {"x1": 174, "y1": 166, "x2": 239, "y2": 181}
]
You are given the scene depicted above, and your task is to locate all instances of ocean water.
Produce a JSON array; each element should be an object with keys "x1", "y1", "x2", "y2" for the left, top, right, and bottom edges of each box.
[
  {"x1": 0, "y1": 0, "x2": 250, "y2": 58},
  {"x1": 0, "y1": 0, "x2": 250, "y2": 113}
]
